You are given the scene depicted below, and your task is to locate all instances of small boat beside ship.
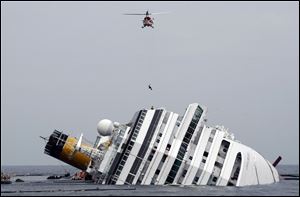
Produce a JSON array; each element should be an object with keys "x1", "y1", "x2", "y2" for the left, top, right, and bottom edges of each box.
[{"x1": 1, "y1": 172, "x2": 12, "y2": 184}]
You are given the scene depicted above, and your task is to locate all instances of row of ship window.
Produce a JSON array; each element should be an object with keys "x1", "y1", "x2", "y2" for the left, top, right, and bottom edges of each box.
[{"x1": 110, "y1": 107, "x2": 240, "y2": 185}]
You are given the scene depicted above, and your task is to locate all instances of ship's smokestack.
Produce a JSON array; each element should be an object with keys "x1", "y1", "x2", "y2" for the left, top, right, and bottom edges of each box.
[{"x1": 44, "y1": 130, "x2": 91, "y2": 170}]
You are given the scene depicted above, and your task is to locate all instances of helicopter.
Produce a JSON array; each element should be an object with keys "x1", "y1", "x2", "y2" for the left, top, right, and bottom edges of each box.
[{"x1": 124, "y1": 10, "x2": 168, "y2": 28}]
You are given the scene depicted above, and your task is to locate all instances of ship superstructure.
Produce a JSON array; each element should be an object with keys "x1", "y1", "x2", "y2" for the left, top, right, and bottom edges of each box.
[{"x1": 43, "y1": 103, "x2": 279, "y2": 186}]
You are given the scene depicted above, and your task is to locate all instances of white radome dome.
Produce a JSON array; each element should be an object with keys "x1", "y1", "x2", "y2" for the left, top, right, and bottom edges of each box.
[
  {"x1": 113, "y1": 122, "x2": 120, "y2": 128},
  {"x1": 97, "y1": 119, "x2": 114, "y2": 136}
]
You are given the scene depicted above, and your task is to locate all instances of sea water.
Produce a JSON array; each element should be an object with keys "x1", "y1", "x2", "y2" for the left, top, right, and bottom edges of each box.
[{"x1": 1, "y1": 165, "x2": 299, "y2": 196}]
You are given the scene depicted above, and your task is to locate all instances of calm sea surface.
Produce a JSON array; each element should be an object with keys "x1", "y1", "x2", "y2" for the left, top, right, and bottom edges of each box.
[{"x1": 1, "y1": 165, "x2": 299, "y2": 196}]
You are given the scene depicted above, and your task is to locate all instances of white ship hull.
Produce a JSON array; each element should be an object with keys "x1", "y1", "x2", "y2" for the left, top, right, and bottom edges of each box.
[{"x1": 43, "y1": 103, "x2": 279, "y2": 186}]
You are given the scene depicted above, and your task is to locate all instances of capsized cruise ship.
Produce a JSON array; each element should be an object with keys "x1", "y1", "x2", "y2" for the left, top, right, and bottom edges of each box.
[{"x1": 43, "y1": 103, "x2": 280, "y2": 186}]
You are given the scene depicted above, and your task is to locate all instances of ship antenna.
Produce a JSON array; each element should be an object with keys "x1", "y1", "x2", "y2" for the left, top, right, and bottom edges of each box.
[{"x1": 39, "y1": 136, "x2": 48, "y2": 142}]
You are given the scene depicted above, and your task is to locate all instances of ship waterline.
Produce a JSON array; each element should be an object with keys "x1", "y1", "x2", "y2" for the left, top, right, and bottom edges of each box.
[{"x1": 43, "y1": 103, "x2": 279, "y2": 186}]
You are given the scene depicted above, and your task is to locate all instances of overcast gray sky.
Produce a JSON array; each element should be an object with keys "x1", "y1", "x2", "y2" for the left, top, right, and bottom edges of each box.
[{"x1": 1, "y1": 1, "x2": 299, "y2": 165}]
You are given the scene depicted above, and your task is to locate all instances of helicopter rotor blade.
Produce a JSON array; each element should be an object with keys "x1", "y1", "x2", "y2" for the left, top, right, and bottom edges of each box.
[
  {"x1": 150, "y1": 11, "x2": 170, "y2": 15},
  {"x1": 123, "y1": 13, "x2": 146, "y2": 15}
]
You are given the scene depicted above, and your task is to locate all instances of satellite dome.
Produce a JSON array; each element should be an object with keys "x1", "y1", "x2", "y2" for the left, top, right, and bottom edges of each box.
[
  {"x1": 97, "y1": 119, "x2": 114, "y2": 136},
  {"x1": 113, "y1": 122, "x2": 120, "y2": 128}
]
